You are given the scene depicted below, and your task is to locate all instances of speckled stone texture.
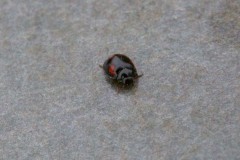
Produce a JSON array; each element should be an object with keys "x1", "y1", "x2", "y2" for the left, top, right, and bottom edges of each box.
[{"x1": 0, "y1": 0, "x2": 240, "y2": 159}]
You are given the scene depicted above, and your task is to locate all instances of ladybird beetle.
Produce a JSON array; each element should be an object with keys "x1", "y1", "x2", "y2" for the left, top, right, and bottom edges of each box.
[{"x1": 100, "y1": 54, "x2": 142, "y2": 85}]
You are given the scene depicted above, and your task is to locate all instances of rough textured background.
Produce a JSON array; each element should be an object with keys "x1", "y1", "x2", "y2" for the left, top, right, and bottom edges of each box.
[{"x1": 0, "y1": 0, "x2": 240, "y2": 159}]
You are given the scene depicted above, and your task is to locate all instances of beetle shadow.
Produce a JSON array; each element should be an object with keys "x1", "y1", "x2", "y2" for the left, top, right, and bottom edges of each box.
[{"x1": 105, "y1": 77, "x2": 140, "y2": 94}]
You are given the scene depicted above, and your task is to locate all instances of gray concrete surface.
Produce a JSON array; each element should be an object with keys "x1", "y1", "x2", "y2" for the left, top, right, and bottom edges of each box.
[{"x1": 0, "y1": 0, "x2": 240, "y2": 159}]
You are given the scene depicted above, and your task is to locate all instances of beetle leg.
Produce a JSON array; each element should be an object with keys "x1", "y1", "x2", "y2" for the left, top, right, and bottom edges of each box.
[
  {"x1": 99, "y1": 65, "x2": 103, "y2": 68},
  {"x1": 117, "y1": 86, "x2": 120, "y2": 93},
  {"x1": 137, "y1": 73, "x2": 143, "y2": 78}
]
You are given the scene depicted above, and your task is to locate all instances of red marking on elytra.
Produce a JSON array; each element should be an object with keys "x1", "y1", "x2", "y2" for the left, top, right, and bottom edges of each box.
[{"x1": 108, "y1": 65, "x2": 115, "y2": 76}]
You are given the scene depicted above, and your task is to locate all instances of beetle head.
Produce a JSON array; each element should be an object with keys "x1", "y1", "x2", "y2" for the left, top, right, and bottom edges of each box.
[{"x1": 117, "y1": 68, "x2": 134, "y2": 85}]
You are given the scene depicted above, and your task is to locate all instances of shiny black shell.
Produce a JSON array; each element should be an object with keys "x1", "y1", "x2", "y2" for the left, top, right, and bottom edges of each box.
[{"x1": 102, "y1": 54, "x2": 139, "y2": 85}]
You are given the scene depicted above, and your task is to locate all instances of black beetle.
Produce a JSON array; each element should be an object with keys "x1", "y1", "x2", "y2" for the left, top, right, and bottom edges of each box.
[{"x1": 100, "y1": 54, "x2": 142, "y2": 85}]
